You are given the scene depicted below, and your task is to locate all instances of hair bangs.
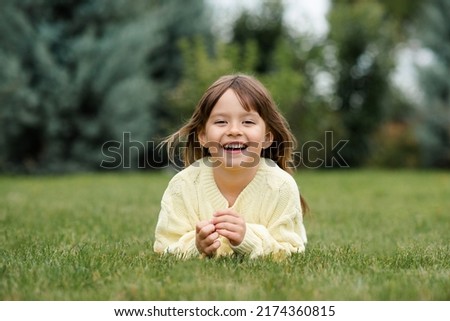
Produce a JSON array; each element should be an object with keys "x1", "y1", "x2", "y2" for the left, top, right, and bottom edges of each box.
[{"x1": 229, "y1": 76, "x2": 264, "y2": 115}]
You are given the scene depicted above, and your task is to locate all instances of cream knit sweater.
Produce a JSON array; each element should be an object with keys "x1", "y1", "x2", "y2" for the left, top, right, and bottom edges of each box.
[{"x1": 153, "y1": 157, "x2": 307, "y2": 259}]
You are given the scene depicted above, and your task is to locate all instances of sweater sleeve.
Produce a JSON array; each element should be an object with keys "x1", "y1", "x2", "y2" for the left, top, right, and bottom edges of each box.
[
  {"x1": 231, "y1": 180, "x2": 307, "y2": 259},
  {"x1": 153, "y1": 176, "x2": 201, "y2": 259}
]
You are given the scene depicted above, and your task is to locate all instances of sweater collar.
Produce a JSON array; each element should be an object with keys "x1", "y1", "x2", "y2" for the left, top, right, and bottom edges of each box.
[{"x1": 198, "y1": 157, "x2": 272, "y2": 209}]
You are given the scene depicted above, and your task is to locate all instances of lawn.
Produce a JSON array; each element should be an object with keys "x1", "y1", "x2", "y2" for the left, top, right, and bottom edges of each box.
[{"x1": 0, "y1": 169, "x2": 449, "y2": 300}]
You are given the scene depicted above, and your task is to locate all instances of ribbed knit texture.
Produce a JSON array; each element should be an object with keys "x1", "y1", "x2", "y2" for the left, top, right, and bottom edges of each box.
[{"x1": 153, "y1": 157, "x2": 307, "y2": 259}]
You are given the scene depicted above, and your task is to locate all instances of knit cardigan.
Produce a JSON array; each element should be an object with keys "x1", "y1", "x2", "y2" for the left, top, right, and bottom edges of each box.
[{"x1": 153, "y1": 157, "x2": 307, "y2": 259}]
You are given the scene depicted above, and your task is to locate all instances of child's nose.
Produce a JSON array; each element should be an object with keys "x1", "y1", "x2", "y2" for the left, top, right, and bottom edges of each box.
[{"x1": 227, "y1": 122, "x2": 243, "y2": 136}]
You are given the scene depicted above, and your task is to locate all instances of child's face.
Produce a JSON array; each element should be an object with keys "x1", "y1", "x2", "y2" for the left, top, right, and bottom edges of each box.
[{"x1": 199, "y1": 89, "x2": 273, "y2": 169}]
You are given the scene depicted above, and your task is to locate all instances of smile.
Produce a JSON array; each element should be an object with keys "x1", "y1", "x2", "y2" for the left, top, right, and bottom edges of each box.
[{"x1": 222, "y1": 142, "x2": 248, "y2": 152}]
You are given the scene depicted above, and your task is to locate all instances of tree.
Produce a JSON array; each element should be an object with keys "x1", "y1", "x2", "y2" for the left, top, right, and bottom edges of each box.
[
  {"x1": 231, "y1": 0, "x2": 284, "y2": 73},
  {"x1": 0, "y1": 0, "x2": 211, "y2": 172},
  {"x1": 327, "y1": 0, "x2": 396, "y2": 166},
  {"x1": 169, "y1": 37, "x2": 258, "y2": 125},
  {"x1": 414, "y1": 0, "x2": 450, "y2": 167},
  {"x1": 172, "y1": 0, "x2": 340, "y2": 168}
]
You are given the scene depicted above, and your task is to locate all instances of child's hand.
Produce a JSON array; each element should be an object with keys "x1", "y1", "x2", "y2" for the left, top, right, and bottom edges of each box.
[
  {"x1": 195, "y1": 221, "x2": 220, "y2": 256},
  {"x1": 212, "y1": 209, "x2": 246, "y2": 246}
]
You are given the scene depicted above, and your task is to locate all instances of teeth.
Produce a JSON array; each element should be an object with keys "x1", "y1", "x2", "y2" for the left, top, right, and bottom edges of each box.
[{"x1": 224, "y1": 143, "x2": 246, "y2": 150}]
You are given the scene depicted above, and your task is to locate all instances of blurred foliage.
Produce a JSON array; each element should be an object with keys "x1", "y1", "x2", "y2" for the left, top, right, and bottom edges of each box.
[
  {"x1": 171, "y1": 0, "x2": 339, "y2": 168},
  {"x1": 232, "y1": 0, "x2": 284, "y2": 73},
  {"x1": 0, "y1": 0, "x2": 448, "y2": 172},
  {"x1": 327, "y1": 0, "x2": 397, "y2": 166},
  {"x1": 0, "y1": 0, "x2": 211, "y2": 172},
  {"x1": 413, "y1": 0, "x2": 450, "y2": 167},
  {"x1": 169, "y1": 37, "x2": 258, "y2": 124}
]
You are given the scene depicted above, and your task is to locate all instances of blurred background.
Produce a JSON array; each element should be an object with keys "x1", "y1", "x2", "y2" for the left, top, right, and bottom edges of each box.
[{"x1": 0, "y1": 0, "x2": 449, "y2": 173}]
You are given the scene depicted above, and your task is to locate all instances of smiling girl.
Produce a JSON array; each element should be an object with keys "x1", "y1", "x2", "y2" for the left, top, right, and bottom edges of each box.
[{"x1": 153, "y1": 74, "x2": 307, "y2": 259}]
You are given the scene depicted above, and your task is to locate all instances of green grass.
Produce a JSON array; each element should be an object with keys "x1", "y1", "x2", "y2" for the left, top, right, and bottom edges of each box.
[{"x1": 0, "y1": 170, "x2": 449, "y2": 300}]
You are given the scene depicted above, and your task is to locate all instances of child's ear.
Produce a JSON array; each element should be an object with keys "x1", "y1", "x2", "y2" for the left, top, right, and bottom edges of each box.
[
  {"x1": 263, "y1": 132, "x2": 274, "y2": 149},
  {"x1": 198, "y1": 131, "x2": 206, "y2": 147}
]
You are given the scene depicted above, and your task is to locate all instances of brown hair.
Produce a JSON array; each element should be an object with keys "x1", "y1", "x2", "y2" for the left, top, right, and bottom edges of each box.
[{"x1": 162, "y1": 74, "x2": 308, "y2": 213}]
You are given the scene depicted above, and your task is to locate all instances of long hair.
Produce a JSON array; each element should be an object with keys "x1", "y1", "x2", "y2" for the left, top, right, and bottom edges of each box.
[{"x1": 162, "y1": 74, "x2": 308, "y2": 213}]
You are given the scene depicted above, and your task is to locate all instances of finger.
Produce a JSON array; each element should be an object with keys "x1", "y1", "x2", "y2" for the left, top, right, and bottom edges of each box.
[
  {"x1": 212, "y1": 216, "x2": 233, "y2": 225},
  {"x1": 212, "y1": 212, "x2": 239, "y2": 222},
  {"x1": 196, "y1": 221, "x2": 209, "y2": 233},
  {"x1": 197, "y1": 223, "x2": 216, "y2": 238},
  {"x1": 216, "y1": 229, "x2": 234, "y2": 238},
  {"x1": 216, "y1": 229, "x2": 243, "y2": 246},
  {"x1": 198, "y1": 231, "x2": 219, "y2": 251},
  {"x1": 196, "y1": 230, "x2": 219, "y2": 255},
  {"x1": 214, "y1": 208, "x2": 239, "y2": 217},
  {"x1": 214, "y1": 222, "x2": 237, "y2": 232},
  {"x1": 203, "y1": 239, "x2": 221, "y2": 256},
  {"x1": 212, "y1": 214, "x2": 245, "y2": 227},
  {"x1": 216, "y1": 223, "x2": 245, "y2": 237},
  {"x1": 204, "y1": 231, "x2": 219, "y2": 244}
]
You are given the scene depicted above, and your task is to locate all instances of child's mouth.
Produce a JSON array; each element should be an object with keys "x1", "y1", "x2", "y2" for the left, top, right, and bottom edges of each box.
[{"x1": 222, "y1": 143, "x2": 248, "y2": 153}]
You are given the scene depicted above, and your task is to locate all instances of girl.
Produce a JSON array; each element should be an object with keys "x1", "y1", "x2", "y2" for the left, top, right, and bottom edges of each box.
[{"x1": 154, "y1": 74, "x2": 307, "y2": 259}]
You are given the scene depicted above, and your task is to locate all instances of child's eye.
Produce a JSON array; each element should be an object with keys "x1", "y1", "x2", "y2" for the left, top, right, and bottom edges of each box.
[
  {"x1": 214, "y1": 120, "x2": 227, "y2": 125},
  {"x1": 243, "y1": 120, "x2": 255, "y2": 125}
]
